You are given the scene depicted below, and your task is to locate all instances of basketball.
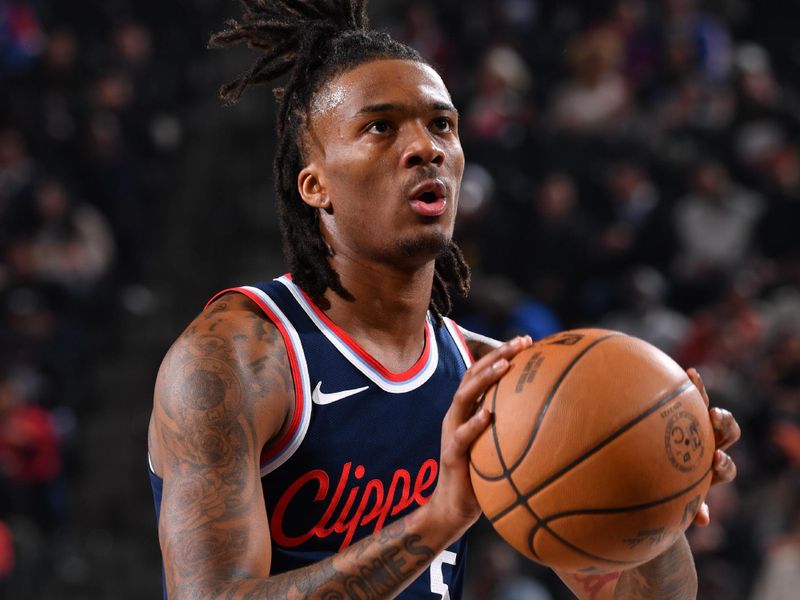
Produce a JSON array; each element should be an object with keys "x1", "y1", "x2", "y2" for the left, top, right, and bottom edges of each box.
[{"x1": 469, "y1": 329, "x2": 715, "y2": 573}]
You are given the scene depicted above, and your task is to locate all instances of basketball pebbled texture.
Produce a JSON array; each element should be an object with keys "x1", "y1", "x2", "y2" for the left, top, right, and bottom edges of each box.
[{"x1": 469, "y1": 329, "x2": 715, "y2": 573}]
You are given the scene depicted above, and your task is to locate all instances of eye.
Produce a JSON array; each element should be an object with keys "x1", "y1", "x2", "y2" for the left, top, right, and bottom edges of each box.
[
  {"x1": 367, "y1": 120, "x2": 393, "y2": 134},
  {"x1": 432, "y1": 116, "x2": 454, "y2": 133}
]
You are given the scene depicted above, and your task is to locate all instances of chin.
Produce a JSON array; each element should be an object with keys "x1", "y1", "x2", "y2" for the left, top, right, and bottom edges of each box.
[{"x1": 396, "y1": 231, "x2": 451, "y2": 261}]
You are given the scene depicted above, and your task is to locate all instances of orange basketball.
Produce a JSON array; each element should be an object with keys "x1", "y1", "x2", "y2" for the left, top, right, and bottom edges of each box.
[{"x1": 469, "y1": 329, "x2": 715, "y2": 573}]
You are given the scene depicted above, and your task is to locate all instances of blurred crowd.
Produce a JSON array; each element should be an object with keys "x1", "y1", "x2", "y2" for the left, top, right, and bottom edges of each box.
[{"x1": 2, "y1": 0, "x2": 799, "y2": 598}]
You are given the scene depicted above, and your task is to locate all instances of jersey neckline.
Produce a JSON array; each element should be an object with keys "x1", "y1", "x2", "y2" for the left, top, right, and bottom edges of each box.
[{"x1": 278, "y1": 274, "x2": 437, "y2": 388}]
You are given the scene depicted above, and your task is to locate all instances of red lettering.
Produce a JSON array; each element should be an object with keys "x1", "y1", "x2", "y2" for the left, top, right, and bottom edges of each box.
[
  {"x1": 272, "y1": 459, "x2": 440, "y2": 549},
  {"x1": 270, "y1": 468, "x2": 329, "y2": 546},
  {"x1": 315, "y1": 462, "x2": 353, "y2": 538},
  {"x1": 393, "y1": 458, "x2": 437, "y2": 516},
  {"x1": 365, "y1": 468, "x2": 411, "y2": 531},
  {"x1": 337, "y1": 478, "x2": 384, "y2": 549}
]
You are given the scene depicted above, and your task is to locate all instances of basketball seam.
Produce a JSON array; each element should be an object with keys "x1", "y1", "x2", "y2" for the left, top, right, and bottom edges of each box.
[
  {"x1": 542, "y1": 462, "x2": 713, "y2": 522},
  {"x1": 470, "y1": 334, "x2": 620, "y2": 483},
  {"x1": 489, "y1": 380, "x2": 694, "y2": 524},
  {"x1": 507, "y1": 333, "x2": 621, "y2": 475},
  {"x1": 476, "y1": 333, "x2": 621, "y2": 562},
  {"x1": 525, "y1": 464, "x2": 713, "y2": 567}
]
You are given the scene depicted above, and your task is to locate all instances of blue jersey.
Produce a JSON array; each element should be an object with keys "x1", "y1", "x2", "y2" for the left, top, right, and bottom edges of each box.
[{"x1": 150, "y1": 275, "x2": 474, "y2": 599}]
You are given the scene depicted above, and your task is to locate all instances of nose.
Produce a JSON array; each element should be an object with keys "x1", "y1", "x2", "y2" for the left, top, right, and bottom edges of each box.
[{"x1": 402, "y1": 123, "x2": 444, "y2": 169}]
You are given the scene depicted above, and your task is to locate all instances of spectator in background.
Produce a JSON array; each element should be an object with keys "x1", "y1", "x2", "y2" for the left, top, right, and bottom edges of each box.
[
  {"x1": 465, "y1": 45, "x2": 534, "y2": 147},
  {"x1": 0, "y1": 129, "x2": 35, "y2": 204},
  {"x1": 675, "y1": 274, "x2": 763, "y2": 416},
  {"x1": 673, "y1": 160, "x2": 763, "y2": 282},
  {"x1": 750, "y1": 482, "x2": 800, "y2": 600},
  {"x1": 601, "y1": 266, "x2": 689, "y2": 355},
  {"x1": 549, "y1": 26, "x2": 631, "y2": 136},
  {"x1": 609, "y1": 0, "x2": 661, "y2": 98},
  {"x1": 513, "y1": 172, "x2": 589, "y2": 323},
  {"x1": 592, "y1": 159, "x2": 674, "y2": 273},
  {"x1": 0, "y1": 371, "x2": 63, "y2": 534},
  {"x1": 25, "y1": 178, "x2": 115, "y2": 299},
  {"x1": 757, "y1": 146, "x2": 800, "y2": 267},
  {"x1": 659, "y1": 0, "x2": 732, "y2": 84}
]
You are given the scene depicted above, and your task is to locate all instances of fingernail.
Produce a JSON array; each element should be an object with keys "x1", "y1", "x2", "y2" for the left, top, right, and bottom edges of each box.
[{"x1": 493, "y1": 359, "x2": 508, "y2": 371}]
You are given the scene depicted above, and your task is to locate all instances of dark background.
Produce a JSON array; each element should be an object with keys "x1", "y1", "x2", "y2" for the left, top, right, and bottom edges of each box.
[{"x1": 2, "y1": 0, "x2": 800, "y2": 598}]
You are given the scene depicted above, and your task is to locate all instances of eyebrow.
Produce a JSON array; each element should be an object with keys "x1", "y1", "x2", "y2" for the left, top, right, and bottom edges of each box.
[{"x1": 356, "y1": 101, "x2": 459, "y2": 117}]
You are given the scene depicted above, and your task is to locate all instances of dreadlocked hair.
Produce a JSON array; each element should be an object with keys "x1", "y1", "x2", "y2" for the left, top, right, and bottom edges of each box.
[{"x1": 209, "y1": 0, "x2": 471, "y2": 322}]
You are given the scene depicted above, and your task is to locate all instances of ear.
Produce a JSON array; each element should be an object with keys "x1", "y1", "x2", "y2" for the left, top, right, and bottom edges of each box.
[{"x1": 298, "y1": 165, "x2": 331, "y2": 210}]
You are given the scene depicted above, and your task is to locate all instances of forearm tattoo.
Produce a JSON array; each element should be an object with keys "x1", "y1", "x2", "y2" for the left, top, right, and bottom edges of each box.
[
  {"x1": 613, "y1": 537, "x2": 697, "y2": 600},
  {"x1": 227, "y1": 518, "x2": 436, "y2": 599},
  {"x1": 572, "y1": 573, "x2": 622, "y2": 600}
]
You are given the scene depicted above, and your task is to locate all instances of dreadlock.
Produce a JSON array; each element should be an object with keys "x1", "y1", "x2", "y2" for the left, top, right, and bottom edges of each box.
[{"x1": 209, "y1": 0, "x2": 470, "y2": 321}]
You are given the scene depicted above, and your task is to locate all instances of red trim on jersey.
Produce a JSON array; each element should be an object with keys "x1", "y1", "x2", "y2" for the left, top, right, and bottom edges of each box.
[
  {"x1": 450, "y1": 320, "x2": 475, "y2": 365},
  {"x1": 206, "y1": 288, "x2": 304, "y2": 466},
  {"x1": 283, "y1": 274, "x2": 432, "y2": 383}
]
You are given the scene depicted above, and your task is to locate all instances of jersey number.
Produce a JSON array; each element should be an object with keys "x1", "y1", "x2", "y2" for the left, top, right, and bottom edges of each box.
[{"x1": 430, "y1": 550, "x2": 457, "y2": 599}]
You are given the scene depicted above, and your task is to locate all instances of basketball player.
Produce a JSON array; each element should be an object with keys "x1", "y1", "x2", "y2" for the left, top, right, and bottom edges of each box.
[{"x1": 147, "y1": 1, "x2": 741, "y2": 598}]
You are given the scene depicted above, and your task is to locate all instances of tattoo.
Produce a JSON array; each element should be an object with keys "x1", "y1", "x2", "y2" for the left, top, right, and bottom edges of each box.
[
  {"x1": 221, "y1": 517, "x2": 436, "y2": 600},
  {"x1": 614, "y1": 537, "x2": 697, "y2": 600},
  {"x1": 155, "y1": 298, "x2": 294, "y2": 598},
  {"x1": 154, "y1": 298, "x2": 439, "y2": 599},
  {"x1": 573, "y1": 573, "x2": 622, "y2": 600}
]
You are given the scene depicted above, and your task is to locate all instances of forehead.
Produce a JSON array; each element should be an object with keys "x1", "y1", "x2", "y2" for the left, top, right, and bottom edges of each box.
[{"x1": 311, "y1": 59, "x2": 453, "y2": 119}]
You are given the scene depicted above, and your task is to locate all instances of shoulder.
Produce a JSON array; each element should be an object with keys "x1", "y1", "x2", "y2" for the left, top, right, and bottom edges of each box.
[
  {"x1": 456, "y1": 325, "x2": 502, "y2": 361},
  {"x1": 149, "y1": 291, "x2": 294, "y2": 474}
]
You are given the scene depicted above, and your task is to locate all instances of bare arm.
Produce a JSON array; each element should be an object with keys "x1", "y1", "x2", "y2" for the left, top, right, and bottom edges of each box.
[
  {"x1": 556, "y1": 536, "x2": 696, "y2": 600},
  {"x1": 149, "y1": 295, "x2": 534, "y2": 599}
]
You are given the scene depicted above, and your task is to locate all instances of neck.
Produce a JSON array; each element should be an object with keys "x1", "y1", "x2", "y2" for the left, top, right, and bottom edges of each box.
[{"x1": 321, "y1": 253, "x2": 436, "y2": 373}]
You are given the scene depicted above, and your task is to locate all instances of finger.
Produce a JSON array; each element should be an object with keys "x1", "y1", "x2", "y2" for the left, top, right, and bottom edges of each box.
[
  {"x1": 711, "y1": 449, "x2": 737, "y2": 485},
  {"x1": 710, "y1": 407, "x2": 741, "y2": 452},
  {"x1": 450, "y1": 407, "x2": 492, "y2": 456},
  {"x1": 464, "y1": 335, "x2": 532, "y2": 379},
  {"x1": 687, "y1": 368, "x2": 709, "y2": 408},
  {"x1": 692, "y1": 502, "x2": 710, "y2": 527},
  {"x1": 452, "y1": 336, "x2": 532, "y2": 420},
  {"x1": 450, "y1": 357, "x2": 509, "y2": 424}
]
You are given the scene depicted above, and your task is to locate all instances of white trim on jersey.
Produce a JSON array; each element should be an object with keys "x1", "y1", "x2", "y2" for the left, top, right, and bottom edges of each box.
[
  {"x1": 276, "y1": 276, "x2": 440, "y2": 394},
  {"x1": 239, "y1": 285, "x2": 314, "y2": 477},
  {"x1": 442, "y1": 317, "x2": 475, "y2": 369}
]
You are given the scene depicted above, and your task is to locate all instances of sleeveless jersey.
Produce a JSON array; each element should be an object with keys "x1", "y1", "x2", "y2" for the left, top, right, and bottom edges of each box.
[{"x1": 149, "y1": 275, "x2": 475, "y2": 599}]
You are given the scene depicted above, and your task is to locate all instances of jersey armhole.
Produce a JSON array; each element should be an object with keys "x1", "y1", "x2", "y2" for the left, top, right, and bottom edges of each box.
[
  {"x1": 442, "y1": 317, "x2": 475, "y2": 368},
  {"x1": 207, "y1": 287, "x2": 313, "y2": 476}
]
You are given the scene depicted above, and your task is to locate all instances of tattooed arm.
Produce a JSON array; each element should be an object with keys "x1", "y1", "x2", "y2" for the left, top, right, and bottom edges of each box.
[
  {"x1": 148, "y1": 294, "x2": 533, "y2": 599},
  {"x1": 555, "y1": 535, "x2": 696, "y2": 600}
]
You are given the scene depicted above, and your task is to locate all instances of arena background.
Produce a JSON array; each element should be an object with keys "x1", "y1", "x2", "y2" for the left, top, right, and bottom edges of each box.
[{"x1": 2, "y1": 0, "x2": 799, "y2": 598}]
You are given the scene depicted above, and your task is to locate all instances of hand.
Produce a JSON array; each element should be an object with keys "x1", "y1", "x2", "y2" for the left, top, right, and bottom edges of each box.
[
  {"x1": 427, "y1": 335, "x2": 533, "y2": 535},
  {"x1": 687, "y1": 368, "x2": 741, "y2": 527}
]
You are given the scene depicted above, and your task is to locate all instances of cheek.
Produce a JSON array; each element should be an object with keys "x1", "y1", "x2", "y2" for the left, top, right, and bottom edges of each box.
[{"x1": 325, "y1": 149, "x2": 397, "y2": 211}]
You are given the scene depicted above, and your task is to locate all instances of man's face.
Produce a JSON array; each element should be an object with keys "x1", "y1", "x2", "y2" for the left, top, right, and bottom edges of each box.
[{"x1": 300, "y1": 59, "x2": 464, "y2": 269}]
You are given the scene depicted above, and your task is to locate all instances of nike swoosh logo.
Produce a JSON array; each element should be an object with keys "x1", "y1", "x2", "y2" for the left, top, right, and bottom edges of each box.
[{"x1": 311, "y1": 382, "x2": 369, "y2": 405}]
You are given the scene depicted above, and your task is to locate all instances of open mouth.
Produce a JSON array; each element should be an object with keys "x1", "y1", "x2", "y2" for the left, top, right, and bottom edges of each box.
[
  {"x1": 408, "y1": 180, "x2": 448, "y2": 217},
  {"x1": 416, "y1": 190, "x2": 439, "y2": 203}
]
